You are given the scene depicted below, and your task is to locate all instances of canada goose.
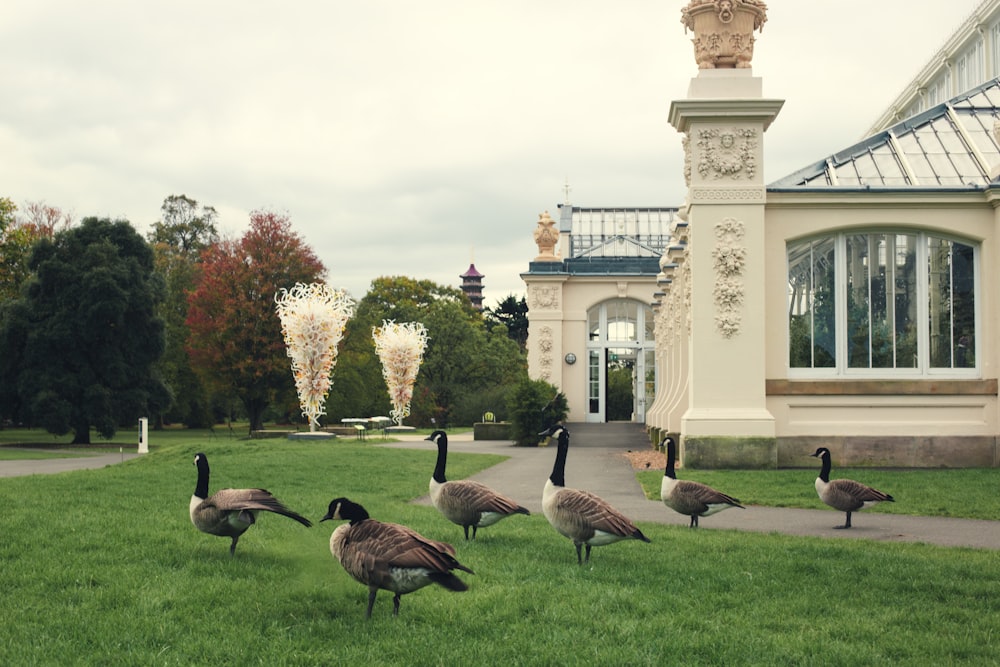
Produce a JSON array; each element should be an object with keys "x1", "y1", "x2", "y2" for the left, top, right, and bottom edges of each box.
[
  {"x1": 660, "y1": 436, "x2": 744, "y2": 527},
  {"x1": 811, "y1": 447, "x2": 894, "y2": 529},
  {"x1": 320, "y1": 497, "x2": 474, "y2": 618},
  {"x1": 539, "y1": 424, "x2": 650, "y2": 564},
  {"x1": 189, "y1": 452, "x2": 312, "y2": 555},
  {"x1": 425, "y1": 430, "x2": 530, "y2": 540}
]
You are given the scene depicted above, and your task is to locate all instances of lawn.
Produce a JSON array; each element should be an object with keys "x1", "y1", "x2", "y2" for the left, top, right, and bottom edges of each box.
[
  {"x1": 1, "y1": 437, "x2": 998, "y2": 665},
  {"x1": 636, "y1": 467, "x2": 1000, "y2": 520}
]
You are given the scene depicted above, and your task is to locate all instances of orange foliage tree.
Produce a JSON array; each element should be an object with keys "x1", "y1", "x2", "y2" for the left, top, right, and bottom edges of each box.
[{"x1": 185, "y1": 210, "x2": 325, "y2": 432}]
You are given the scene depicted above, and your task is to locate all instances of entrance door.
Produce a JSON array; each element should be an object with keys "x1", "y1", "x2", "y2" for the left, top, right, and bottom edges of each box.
[{"x1": 584, "y1": 300, "x2": 655, "y2": 423}]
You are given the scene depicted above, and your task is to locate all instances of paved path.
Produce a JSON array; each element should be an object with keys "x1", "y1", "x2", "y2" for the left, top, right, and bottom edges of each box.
[
  {"x1": 381, "y1": 426, "x2": 1000, "y2": 551},
  {"x1": 0, "y1": 450, "x2": 140, "y2": 477},
  {"x1": 5, "y1": 427, "x2": 999, "y2": 550}
]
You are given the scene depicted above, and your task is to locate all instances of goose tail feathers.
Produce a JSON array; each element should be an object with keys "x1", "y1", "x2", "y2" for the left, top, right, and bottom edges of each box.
[{"x1": 428, "y1": 571, "x2": 470, "y2": 592}]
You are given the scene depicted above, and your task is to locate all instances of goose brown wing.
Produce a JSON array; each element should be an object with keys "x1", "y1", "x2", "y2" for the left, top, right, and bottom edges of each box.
[
  {"x1": 206, "y1": 488, "x2": 312, "y2": 526},
  {"x1": 675, "y1": 480, "x2": 743, "y2": 508},
  {"x1": 445, "y1": 480, "x2": 527, "y2": 514},
  {"x1": 830, "y1": 479, "x2": 894, "y2": 503},
  {"x1": 346, "y1": 520, "x2": 473, "y2": 574},
  {"x1": 556, "y1": 488, "x2": 641, "y2": 538}
]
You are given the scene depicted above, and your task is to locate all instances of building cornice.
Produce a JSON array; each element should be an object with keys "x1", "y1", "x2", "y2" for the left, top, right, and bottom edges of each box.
[
  {"x1": 765, "y1": 188, "x2": 989, "y2": 209},
  {"x1": 668, "y1": 98, "x2": 785, "y2": 133}
]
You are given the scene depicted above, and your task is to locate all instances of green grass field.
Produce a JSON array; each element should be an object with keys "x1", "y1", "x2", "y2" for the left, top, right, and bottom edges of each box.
[
  {"x1": 636, "y1": 467, "x2": 1000, "y2": 520},
  {"x1": 1, "y1": 435, "x2": 998, "y2": 665}
]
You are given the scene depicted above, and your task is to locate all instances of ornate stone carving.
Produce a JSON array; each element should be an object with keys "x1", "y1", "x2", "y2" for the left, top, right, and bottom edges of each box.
[
  {"x1": 711, "y1": 217, "x2": 745, "y2": 338},
  {"x1": 533, "y1": 211, "x2": 560, "y2": 261},
  {"x1": 537, "y1": 325, "x2": 554, "y2": 380},
  {"x1": 696, "y1": 128, "x2": 757, "y2": 180},
  {"x1": 682, "y1": 133, "x2": 692, "y2": 187},
  {"x1": 690, "y1": 187, "x2": 765, "y2": 202},
  {"x1": 528, "y1": 284, "x2": 560, "y2": 311},
  {"x1": 682, "y1": 242, "x2": 692, "y2": 335},
  {"x1": 681, "y1": 0, "x2": 768, "y2": 69}
]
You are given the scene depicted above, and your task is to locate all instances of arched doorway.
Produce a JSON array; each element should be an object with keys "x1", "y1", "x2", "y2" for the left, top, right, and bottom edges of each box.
[{"x1": 585, "y1": 299, "x2": 656, "y2": 423}]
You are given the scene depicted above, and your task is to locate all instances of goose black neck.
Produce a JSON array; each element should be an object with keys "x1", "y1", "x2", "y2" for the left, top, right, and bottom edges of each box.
[
  {"x1": 818, "y1": 451, "x2": 831, "y2": 483},
  {"x1": 194, "y1": 455, "x2": 210, "y2": 499},
  {"x1": 549, "y1": 434, "x2": 569, "y2": 487},
  {"x1": 664, "y1": 439, "x2": 677, "y2": 480},
  {"x1": 432, "y1": 436, "x2": 448, "y2": 483},
  {"x1": 348, "y1": 507, "x2": 370, "y2": 526},
  {"x1": 342, "y1": 499, "x2": 371, "y2": 525}
]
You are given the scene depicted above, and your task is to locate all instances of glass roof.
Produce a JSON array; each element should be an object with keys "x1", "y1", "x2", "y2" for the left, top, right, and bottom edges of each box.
[
  {"x1": 770, "y1": 78, "x2": 1000, "y2": 190},
  {"x1": 557, "y1": 206, "x2": 675, "y2": 259}
]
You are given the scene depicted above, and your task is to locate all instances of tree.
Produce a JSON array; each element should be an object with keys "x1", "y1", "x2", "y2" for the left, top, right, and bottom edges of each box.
[
  {"x1": 0, "y1": 217, "x2": 169, "y2": 443},
  {"x1": 147, "y1": 195, "x2": 219, "y2": 254},
  {"x1": 326, "y1": 276, "x2": 527, "y2": 427},
  {"x1": 0, "y1": 197, "x2": 24, "y2": 302},
  {"x1": 147, "y1": 195, "x2": 220, "y2": 428},
  {"x1": 485, "y1": 294, "x2": 528, "y2": 349},
  {"x1": 19, "y1": 201, "x2": 73, "y2": 237},
  {"x1": 0, "y1": 199, "x2": 72, "y2": 303},
  {"x1": 506, "y1": 381, "x2": 567, "y2": 446},
  {"x1": 185, "y1": 210, "x2": 325, "y2": 433}
]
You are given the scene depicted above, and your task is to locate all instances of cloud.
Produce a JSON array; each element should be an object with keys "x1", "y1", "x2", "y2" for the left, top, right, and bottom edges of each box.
[{"x1": 0, "y1": 0, "x2": 981, "y2": 305}]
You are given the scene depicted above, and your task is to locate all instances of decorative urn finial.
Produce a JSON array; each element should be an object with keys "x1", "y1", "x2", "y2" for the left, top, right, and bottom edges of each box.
[
  {"x1": 681, "y1": 0, "x2": 768, "y2": 70},
  {"x1": 533, "y1": 211, "x2": 560, "y2": 261}
]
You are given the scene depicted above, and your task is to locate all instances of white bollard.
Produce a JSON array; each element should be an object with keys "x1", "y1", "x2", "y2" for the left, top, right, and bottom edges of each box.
[{"x1": 138, "y1": 417, "x2": 149, "y2": 454}]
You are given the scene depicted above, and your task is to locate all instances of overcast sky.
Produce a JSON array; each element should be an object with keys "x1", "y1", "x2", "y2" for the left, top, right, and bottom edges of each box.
[{"x1": 0, "y1": 0, "x2": 983, "y2": 307}]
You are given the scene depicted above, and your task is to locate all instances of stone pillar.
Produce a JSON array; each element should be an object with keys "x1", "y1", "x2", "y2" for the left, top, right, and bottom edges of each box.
[
  {"x1": 524, "y1": 210, "x2": 570, "y2": 408},
  {"x1": 667, "y1": 65, "x2": 783, "y2": 467},
  {"x1": 663, "y1": 221, "x2": 691, "y2": 440}
]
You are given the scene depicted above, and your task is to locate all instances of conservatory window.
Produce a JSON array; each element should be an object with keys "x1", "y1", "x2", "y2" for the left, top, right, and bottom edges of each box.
[{"x1": 787, "y1": 231, "x2": 977, "y2": 376}]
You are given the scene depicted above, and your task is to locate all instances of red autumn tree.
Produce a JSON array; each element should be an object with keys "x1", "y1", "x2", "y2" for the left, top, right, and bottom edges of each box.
[{"x1": 185, "y1": 210, "x2": 326, "y2": 432}]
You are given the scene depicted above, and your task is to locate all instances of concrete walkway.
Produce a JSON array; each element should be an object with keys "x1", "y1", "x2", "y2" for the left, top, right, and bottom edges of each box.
[
  {"x1": 4, "y1": 426, "x2": 999, "y2": 550},
  {"x1": 0, "y1": 450, "x2": 140, "y2": 477},
  {"x1": 382, "y1": 424, "x2": 1000, "y2": 551}
]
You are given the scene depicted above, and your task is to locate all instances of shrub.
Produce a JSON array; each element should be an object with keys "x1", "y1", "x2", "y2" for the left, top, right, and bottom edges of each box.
[
  {"x1": 505, "y1": 379, "x2": 567, "y2": 446},
  {"x1": 451, "y1": 384, "x2": 510, "y2": 426}
]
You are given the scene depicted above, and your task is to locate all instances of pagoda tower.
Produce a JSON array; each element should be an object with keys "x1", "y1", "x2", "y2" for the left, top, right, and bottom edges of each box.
[{"x1": 460, "y1": 263, "x2": 484, "y2": 311}]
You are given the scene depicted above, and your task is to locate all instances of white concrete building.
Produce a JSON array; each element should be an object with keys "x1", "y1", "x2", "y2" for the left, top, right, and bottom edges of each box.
[
  {"x1": 522, "y1": 207, "x2": 675, "y2": 423},
  {"x1": 524, "y1": 0, "x2": 1000, "y2": 468}
]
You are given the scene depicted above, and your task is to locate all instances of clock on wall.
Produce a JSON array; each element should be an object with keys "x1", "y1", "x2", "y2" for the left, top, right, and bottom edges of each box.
[{"x1": 564, "y1": 353, "x2": 577, "y2": 365}]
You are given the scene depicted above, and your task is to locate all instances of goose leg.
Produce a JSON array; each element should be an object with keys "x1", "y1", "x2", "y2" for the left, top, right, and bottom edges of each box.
[
  {"x1": 366, "y1": 588, "x2": 378, "y2": 618},
  {"x1": 229, "y1": 536, "x2": 239, "y2": 556},
  {"x1": 463, "y1": 525, "x2": 470, "y2": 541},
  {"x1": 392, "y1": 594, "x2": 401, "y2": 616},
  {"x1": 691, "y1": 515, "x2": 699, "y2": 528},
  {"x1": 471, "y1": 524, "x2": 478, "y2": 540},
  {"x1": 574, "y1": 542, "x2": 583, "y2": 565},
  {"x1": 584, "y1": 544, "x2": 592, "y2": 564},
  {"x1": 835, "y1": 512, "x2": 853, "y2": 530}
]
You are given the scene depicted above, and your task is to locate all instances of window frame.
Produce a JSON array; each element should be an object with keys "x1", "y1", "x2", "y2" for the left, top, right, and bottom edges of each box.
[{"x1": 787, "y1": 229, "x2": 980, "y2": 379}]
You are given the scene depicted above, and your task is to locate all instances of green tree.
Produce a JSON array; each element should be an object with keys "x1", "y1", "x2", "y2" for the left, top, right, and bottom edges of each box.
[
  {"x1": 326, "y1": 276, "x2": 527, "y2": 427},
  {"x1": 0, "y1": 200, "x2": 74, "y2": 304},
  {"x1": 147, "y1": 195, "x2": 219, "y2": 254},
  {"x1": 0, "y1": 197, "x2": 24, "y2": 302},
  {"x1": 0, "y1": 197, "x2": 14, "y2": 230},
  {"x1": 484, "y1": 294, "x2": 528, "y2": 349},
  {"x1": 506, "y1": 381, "x2": 567, "y2": 446},
  {"x1": 185, "y1": 210, "x2": 325, "y2": 433},
  {"x1": 606, "y1": 365, "x2": 634, "y2": 421},
  {"x1": 148, "y1": 195, "x2": 219, "y2": 428},
  {"x1": 0, "y1": 217, "x2": 169, "y2": 443}
]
